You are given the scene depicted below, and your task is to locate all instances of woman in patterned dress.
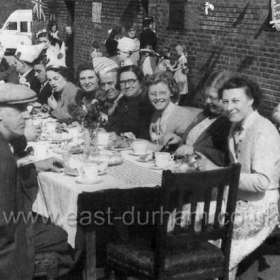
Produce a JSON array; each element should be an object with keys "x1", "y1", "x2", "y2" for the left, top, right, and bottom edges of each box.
[{"x1": 197, "y1": 76, "x2": 280, "y2": 279}]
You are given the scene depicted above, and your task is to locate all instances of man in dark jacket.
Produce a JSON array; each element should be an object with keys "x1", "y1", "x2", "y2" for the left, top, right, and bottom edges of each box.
[
  {"x1": 33, "y1": 56, "x2": 52, "y2": 105},
  {"x1": 0, "y1": 83, "x2": 76, "y2": 279},
  {"x1": 139, "y1": 17, "x2": 157, "y2": 51},
  {"x1": 14, "y1": 44, "x2": 44, "y2": 93}
]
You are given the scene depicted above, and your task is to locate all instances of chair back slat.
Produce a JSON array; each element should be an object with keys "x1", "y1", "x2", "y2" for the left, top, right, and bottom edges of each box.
[
  {"x1": 173, "y1": 189, "x2": 185, "y2": 233},
  {"x1": 154, "y1": 164, "x2": 241, "y2": 278},
  {"x1": 201, "y1": 186, "x2": 213, "y2": 231},
  {"x1": 214, "y1": 185, "x2": 227, "y2": 229}
]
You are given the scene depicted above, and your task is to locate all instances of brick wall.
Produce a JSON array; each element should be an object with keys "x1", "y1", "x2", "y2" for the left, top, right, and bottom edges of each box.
[
  {"x1": 5, "y1": 0, "x2": 278, "y2": 117},
  {"x1": 72, "y1": 0, "x2": 146, "y2": 69},
  {"x1": 149, "y1": 0, "x2": 280, "y2": 117}
]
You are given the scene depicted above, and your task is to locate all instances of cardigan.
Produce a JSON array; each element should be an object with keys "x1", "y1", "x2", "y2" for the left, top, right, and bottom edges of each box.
[
  {"x1": 149, "y1": 104, "x2": 201, "y2": 145},
  {"x1": 228, "y1": 111, "x2": 280, "y2": 201}
]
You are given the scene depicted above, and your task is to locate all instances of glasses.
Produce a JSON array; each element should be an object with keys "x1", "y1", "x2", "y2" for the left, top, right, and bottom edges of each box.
[
  {"x1": 117, "y1": 50, "x2": 130, "y2": 55},
  {"x1": 119, "y1": 79, "x2": 138, "y2": 87}
]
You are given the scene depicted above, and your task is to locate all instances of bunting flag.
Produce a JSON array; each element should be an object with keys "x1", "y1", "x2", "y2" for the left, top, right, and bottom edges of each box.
[
  {"x1": 31, "y1": 0, "x2": 47, "y2": 21},
  {"x1": 270, "y1": 0, "x2": 280, "y2": 31}
]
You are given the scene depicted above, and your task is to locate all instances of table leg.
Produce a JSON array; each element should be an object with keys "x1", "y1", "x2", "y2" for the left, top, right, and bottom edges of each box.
[{"x1": 84, "y1": 229, "x2": 97, "y2": 280}]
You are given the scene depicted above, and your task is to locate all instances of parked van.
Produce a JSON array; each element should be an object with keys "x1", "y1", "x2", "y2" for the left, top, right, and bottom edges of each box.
[{"x1": 0, "y1": 9, "x2": 33, "y2": 54}]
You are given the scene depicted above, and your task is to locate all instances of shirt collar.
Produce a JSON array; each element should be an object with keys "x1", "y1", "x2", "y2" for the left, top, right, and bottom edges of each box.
[{"x1": 233, "y1": 110, "x2": 259, "y2": 132}]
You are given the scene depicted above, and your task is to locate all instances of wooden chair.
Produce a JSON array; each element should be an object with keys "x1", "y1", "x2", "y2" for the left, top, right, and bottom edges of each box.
[{"x1": 105, "y1": 163, "x2": 241, "y2": 280}]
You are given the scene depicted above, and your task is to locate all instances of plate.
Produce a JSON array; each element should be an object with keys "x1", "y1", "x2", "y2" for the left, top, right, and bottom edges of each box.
[
  {"x1": 129, "y1": 152, "x2": 148, "y2": 156},
  {"x1": 136, "y1": 158, "x2": 154, "y2": 163},
  {"x1": 75, "y1": 177, "x2": 103, "y2": 184},
  {"x1": 149, "y1": 165, "x2": 163, "y2": 170},
  {"x1": 64, "y1": 169, "x2": 79, "y2": 177},
  {"x1": 106, "y1": 146, "x2": 132, "y2": 151}
]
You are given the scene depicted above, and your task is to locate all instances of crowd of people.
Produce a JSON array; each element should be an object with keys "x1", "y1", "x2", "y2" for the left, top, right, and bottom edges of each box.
[{"x1": 0, "y1": 16, "x2": 279, "y2": 280}]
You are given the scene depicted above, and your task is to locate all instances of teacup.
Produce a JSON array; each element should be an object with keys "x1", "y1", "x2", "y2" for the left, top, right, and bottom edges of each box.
[
  {"x1": 132, "y1": 140, "x2": 148, "y2": 155},
  {"x1": 97, "y1": 131, "x2": 110, "y2": 146},
  {"x1": 80, "y1": 163, "x2": 98, "y2": 182},
  {"x1": 155, "y1": 152, "x2": 174, "y2": 168},
  {"x1": 34, "y1": 143, "x2": 49, "y2": 160}
]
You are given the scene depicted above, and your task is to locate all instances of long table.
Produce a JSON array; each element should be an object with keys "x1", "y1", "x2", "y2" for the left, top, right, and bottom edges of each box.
[{"x1": 32, "y1": 150, "x2": 162, "y2": 280}]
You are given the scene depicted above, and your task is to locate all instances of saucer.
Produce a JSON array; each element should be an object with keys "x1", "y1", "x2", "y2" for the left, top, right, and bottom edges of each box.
[
  {"x1": 75, "y1": 177, "x2": 102, "y2": 184},
  {"x1": 136, "y1": 158, "x2": 154, "y2": 163},
  {"x1": 149, "y1": 165, "x2": 164, "y2": 170},
  {"x1": 129, "y1": 152, "x2": 148, "y2": 156}
]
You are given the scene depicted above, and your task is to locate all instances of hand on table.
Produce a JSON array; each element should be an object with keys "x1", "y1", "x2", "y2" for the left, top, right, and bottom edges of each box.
[
  {"x1": 163, "y1": 133, "x2": 181, "y2": 146},
  {"x1": 24, "y1": 125, "x2": 42, "y2": 141},
  {"x1": 175, "y1": 144, "x2": 194, "y2": 157},
  {"x1": 195, "y1": 152, "x2": 220, "y2": 171},
  {"x1": 34, "y1": 157, "x2": 64, "y2": 173}
]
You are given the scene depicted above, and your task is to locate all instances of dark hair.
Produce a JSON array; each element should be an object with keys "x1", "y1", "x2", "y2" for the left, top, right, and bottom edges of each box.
[
  {"x1": 50, "y1": 37, "x2": 63, "y2": 48},
  {"x1": 91, "y1": 41, "x2": 100, "y2": 49},
  {"x1": 144, "y1": 71, "x2": 179, "y2": 102},
  {"x1": 46, "y1": 66, "x2": 69, "y2": 80},
  {"x1": 159, "y1": 47, "x2": 171, "y2": 59},
  {"x1": 37, "y1": 31, "x2": 49, "y2": 39},
  {"x1": 33, "y1": 54, "x2": 48, "y2": 67},
  {"x1": 143, "y1": 17, "x2": 153, "y2": 28},
  {"x1": 76, "y1": 63, "x2": 98, "y2": 82},
  {"x1": 116, "y1": 65, "x2": 144, "y2": 90},
  {"x1": 218, "y1": 76, "x2": 263, "y2": 109}
]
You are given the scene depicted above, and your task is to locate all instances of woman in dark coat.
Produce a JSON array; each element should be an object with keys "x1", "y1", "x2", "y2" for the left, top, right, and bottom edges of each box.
[{"x1": 106, "y1": 65, "x2": 154, "y2": 139}]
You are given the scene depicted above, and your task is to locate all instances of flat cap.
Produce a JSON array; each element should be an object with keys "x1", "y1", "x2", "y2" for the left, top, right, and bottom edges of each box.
[{"x1": 0, "y1": 83, "x2": 37, "y2": 105}]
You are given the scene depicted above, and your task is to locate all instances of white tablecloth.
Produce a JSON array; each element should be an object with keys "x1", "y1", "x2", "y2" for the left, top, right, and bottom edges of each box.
[{"x1": 32, "y1": 150, "x2": 162, "y2": 247}]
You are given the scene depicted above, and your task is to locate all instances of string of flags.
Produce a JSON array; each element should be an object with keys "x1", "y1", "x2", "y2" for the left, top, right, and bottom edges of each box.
[
  {"x1": 31, "y1": 0, "x2": 47, "y2": 21},
  {"x1": 270, "y1": 0, "x2": 280, "y2": 31}
]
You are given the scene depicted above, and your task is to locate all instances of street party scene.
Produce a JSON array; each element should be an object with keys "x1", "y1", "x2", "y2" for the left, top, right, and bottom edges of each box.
[{"x1": 0, "y1": 0, "x2": 280, "y2": 280}]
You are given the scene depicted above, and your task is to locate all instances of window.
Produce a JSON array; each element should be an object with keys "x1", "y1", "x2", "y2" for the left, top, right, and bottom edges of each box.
[
  {"x1": 20, "y1": 22, "x2": 28, "y2": 33},
  {"x1": 6, "y1": 22, "x2": 17, "y2": 31},
  {"x1": 168, "y1": 0, "x2": 185, "y2": 30}
]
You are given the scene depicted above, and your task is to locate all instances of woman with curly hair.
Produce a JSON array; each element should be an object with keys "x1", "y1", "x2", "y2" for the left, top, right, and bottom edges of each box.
[
  {"x1": 46, "y1": 66, "x2": 80, "y2": 123},
  {"x1": 69, "y1": 63, "x2": 106, "y2": 126},
  {"x1": 146, "y1": 71, "x2": 200, "y2": 148},
  {"x1": 197, "y1": 76, "x2": 280, "y2": 279},
  {"x1": 105, "y1": 65, "x2": 154, "y2": 138}
]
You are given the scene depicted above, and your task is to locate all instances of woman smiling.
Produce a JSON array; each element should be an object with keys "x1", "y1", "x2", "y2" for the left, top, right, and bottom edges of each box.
[
  {"x1": 69, "y1": 63, "x2": 106, "y2": 125},
  {"x1": 197, "y1": 76, "x2": 280, "y2": 279},
  {"x1": 146, "y1": 71, "x2": 200, "y2": 147},
  {"x1": 106, "y1": 65, "x2": 154, "y2": 138}
]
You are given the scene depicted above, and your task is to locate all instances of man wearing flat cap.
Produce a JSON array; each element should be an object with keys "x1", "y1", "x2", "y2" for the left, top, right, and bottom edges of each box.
[{"x1": 0, "y1": 84, "x2": 77, "y2": 279}]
